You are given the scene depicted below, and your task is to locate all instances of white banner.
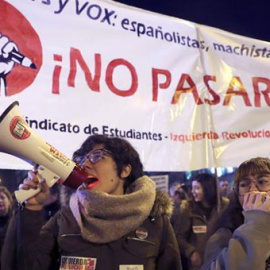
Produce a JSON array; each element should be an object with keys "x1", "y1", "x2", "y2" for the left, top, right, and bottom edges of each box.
[{"x1": 0, "y1": 0, "x2": 270, "y2": 171}]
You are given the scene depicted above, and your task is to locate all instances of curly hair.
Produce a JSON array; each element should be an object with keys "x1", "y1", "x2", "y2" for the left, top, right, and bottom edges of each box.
[{"x1": 72, "y1": 135, "x2": 144, "y2": 191}]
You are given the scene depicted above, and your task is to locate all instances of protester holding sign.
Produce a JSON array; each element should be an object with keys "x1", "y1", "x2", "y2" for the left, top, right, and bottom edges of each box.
[
  {"x1": 2, "y1": 134, "x2": 182, "y2": 270},
  {"x1": 173, "y1": 173, "x2": 228, "y2": 270},
  {"x1": 201, "y1": 157, "x2": 270, "y2": 270}
]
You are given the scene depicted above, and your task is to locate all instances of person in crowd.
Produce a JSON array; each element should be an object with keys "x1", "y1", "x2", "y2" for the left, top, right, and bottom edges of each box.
[
  {"x1": 171, "y1": 185, "x2": 189, "y2": 229},
  {"x1": 201, "y1": 157, "x2": 270, "y2": 270},
  {"x1": 169, "y1": 181, "x2": 183, "y2": 199},
  {"x1": 219, "y1": 179, "x2": 231, "y2": 198},
  {"x1": 2, "y1": 134, "x2": 182, "y2": 270},
  {"x1": 173, "y1": 173, "x2": 228, "y2": 270},
  {"x1": 0, "y1": 186, "x2": 13, "y2": 269},
  {"x1": 174, "y1": 187, "x2": 189, "y2": 204}
]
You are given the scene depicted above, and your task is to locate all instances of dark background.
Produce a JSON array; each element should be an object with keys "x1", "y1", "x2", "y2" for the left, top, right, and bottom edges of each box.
[{"x1": 115, "y1": 0, "x2": 270, "y2": 42}]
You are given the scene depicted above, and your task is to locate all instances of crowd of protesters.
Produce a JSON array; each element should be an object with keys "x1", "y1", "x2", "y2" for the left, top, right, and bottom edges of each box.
[{"x1": 0, "y1": 135, "x2": 269, "y2": 270}]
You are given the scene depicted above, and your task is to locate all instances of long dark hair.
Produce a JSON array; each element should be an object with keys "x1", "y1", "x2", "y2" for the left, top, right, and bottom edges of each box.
[
  {"x1": 202, "y1": 190, "x2": 244, "y2": 255},
  {"x1": 72, "y1": 134, "x2": 144, "y2": 191},
  {"x1": 192, "y1": 173, "x2": 218, "y2": 206},
  {"x1": 207, "y1": 190, "x2": 244, "y2": 235}
]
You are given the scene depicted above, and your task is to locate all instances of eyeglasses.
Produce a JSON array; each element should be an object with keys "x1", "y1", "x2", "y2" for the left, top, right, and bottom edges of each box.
[
  {"x1": 237, "y1": 175, "x2": 270, "y2": 196},
  {"x1": 79, "y1": 149, "x2": 113, "y2": 165}
]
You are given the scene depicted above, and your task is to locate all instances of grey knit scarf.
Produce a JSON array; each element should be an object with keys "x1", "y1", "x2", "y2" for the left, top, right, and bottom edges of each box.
[{"x1": 69, "y1": 176, "x2": 156, "y2": 243}]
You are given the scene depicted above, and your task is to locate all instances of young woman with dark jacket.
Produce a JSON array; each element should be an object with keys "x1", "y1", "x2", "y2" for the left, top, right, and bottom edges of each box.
[
  {"x1": 173, "y1": 173, "x2": 228, "y2": 270},
  {"x1": 2, "y1": 135, "x2": 182, "y2": 270},
  {"x1": 201, "y1": 157, "x2": 270, "y2": 270}
]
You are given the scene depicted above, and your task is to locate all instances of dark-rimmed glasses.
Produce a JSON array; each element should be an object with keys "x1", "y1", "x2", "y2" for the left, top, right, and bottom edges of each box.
[
  {"x1": 235, "y1": 175, "x2": 270, "y2": 196},
  {"x1": 79, "y1": 149, "x2": 113, "y2": 165}
]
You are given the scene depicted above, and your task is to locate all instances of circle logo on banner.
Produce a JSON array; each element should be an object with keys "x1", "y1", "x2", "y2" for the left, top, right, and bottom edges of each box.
[
  {"x1": 0, "y1": 2, "x2": 42, "y2": 96},
  {"x1": 10, "y1": 116, "x2": 31, "y2": 140}
]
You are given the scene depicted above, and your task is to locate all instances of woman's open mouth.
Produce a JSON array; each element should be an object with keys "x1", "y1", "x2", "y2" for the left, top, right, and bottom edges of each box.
[{"x1": 82, "y1": 176, "x2": 99, "y2": 189}]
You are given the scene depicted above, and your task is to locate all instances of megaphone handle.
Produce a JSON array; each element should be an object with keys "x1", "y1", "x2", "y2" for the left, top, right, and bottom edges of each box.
[
  {"x1": 36, "y1": 165, "x2": 60, "y2": 188},
  {"x1": 15, "y1": 166, "x2": 60, "y2": 204},
  {"x1": 14, "y1": 187, "x2": 42, "y2": 205}
]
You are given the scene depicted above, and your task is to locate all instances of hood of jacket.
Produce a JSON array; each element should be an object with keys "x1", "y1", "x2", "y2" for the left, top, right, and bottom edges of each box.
[{"x1": 150, "y1": 189, "x2": 173, "y2": 218}]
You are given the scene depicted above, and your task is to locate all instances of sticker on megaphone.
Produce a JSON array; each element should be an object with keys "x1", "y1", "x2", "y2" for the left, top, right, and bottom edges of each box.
[{"x1": 0, "y1": 101, "x2": 98, "y2": 204}]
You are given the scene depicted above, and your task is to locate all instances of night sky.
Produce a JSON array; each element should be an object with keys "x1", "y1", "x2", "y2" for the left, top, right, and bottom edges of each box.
[{"x1": 114, "y1": 0, "x2": 270, "y2": 42}]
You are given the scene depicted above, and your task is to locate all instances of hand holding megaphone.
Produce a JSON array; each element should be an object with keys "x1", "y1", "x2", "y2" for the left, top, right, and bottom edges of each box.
[
  {"x1": 15, "y1": 165, "x2": 61, "y2": 205},
  {"x1": 0, "y1": 101, "x2": 98, "y2": 204},
  {"x1": 18, "y1": 167, "x2": 51, "y2": 210}
]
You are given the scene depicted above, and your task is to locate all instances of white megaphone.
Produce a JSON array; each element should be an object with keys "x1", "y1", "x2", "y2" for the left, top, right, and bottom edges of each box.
[{"x1": 0, "y1": 101, "x2": 97, "y2": 204}]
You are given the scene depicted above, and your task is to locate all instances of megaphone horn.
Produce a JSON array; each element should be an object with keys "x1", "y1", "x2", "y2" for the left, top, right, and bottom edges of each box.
[{"x1": 0, "y1": 101, "x2": 97, "y2": 204}]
